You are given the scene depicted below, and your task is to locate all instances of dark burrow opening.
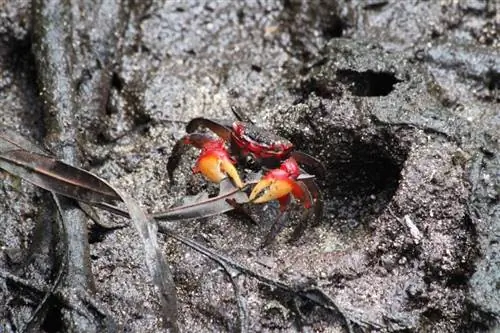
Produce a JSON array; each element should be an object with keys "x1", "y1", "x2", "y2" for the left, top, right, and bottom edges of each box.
[
  {"x1": 297, "y1": 69, "x2": 403, "y2": 99},
  {"x1": 277, "y1": 0, "x2": 345, "y2": 62},
  {"x1": 336, "y1": 69, "x2": 402, "y2": 96},
  {"x1": 41, "y1": 302, "x2": 64, "y2": 332},
  {"x1": 290, "y1": 126, "x2": 409, "y2": 230}
]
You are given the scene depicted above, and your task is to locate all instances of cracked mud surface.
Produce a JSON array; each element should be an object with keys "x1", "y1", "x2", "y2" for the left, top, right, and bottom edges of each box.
[{"x1": 1, "y1": 1, "x2": 498, "y2": 332}]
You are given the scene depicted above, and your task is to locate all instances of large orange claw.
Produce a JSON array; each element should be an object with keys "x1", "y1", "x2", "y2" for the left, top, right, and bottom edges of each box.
[
  {"x1": 249, "y1": 175, "x2": 293, "y2": 204},
  {"x1": 249, "y1": 168, "x2": 311, "y2": 208},
  {"x1": 193, "y1": 140, "x2": 244, "y2": 188}
]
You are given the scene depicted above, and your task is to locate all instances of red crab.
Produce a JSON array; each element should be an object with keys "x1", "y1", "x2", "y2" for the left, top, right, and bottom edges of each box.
[{"x1": 167, "y1": 109, "x2": 324, "y2": 244}]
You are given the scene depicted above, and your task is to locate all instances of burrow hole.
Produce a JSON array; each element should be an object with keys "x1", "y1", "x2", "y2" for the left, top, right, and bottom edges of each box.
[
  {"x1": 291, "y1": 126, "x2": 408, "y2": 229},
  {"x1": 301, "y1": 70, "x2": 402, "y2": 98},
  {"x1": 336, "y1": 69, "x2": 402, "y2": 96}
]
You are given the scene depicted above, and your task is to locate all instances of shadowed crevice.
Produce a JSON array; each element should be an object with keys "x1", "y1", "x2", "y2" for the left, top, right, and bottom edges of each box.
[{"x1": 336, "y1": 69, "x2": 402, "y2": 96}]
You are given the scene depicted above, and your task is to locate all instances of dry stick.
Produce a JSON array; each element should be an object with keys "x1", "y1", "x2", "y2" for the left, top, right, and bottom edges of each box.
[
  {"x1": 119, "y1": 191, "x2": 179, "y2": 332},
  {"x1": 157, "y1": 224, "x2": 363, "y2": 333},
  {"x1": 1, "y1": 197, "x2": 115, "y2": 333},
  {"x1": 32, "y1": 0, "x2": 97, "y2": 330},
  {"x1": 0, "y1": 132, "x2": 178, "y2": 331},
  {"x1": 51, "y1": 195, "x2": 117, "y2": 331},
  {"x1": 87, "y1": 200, "x2": 361, "y2": 331},
  {"x1": 20, "y1": 195, "x2": 68, "y2": 333},
  {"x1": 227, "y1": 270, "x2": 249, "y2": 333},
  {"x1": 12, "y1": 192, "x2": 59, "y2": 331},
  {"x1": 0, "y1": 268, "x2": 114, "y2": 328},
  {"x1": 32, "y1": 0, "x2": 130, "y2": 330},
  {"x1": 208, "y1": 252, "x2": 249, "y2": 333}
]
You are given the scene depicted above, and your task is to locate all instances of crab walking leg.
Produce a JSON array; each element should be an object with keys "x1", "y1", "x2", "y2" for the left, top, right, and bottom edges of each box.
[
  {"x1": 262, "y1": 195, "x2": 292, "y2": 247},
  {"x1": 186, "y1": 118, "x2": 233, "y2": 141},
  {"x1": 290, "y1": 182, "x2": 315, "y2": 241},
  {"x1": 298, "y1": 176, "x2": 324, "y2": 225},
  {"x1": 290, "y1": 150, "x2": 326, "y2": 178}
]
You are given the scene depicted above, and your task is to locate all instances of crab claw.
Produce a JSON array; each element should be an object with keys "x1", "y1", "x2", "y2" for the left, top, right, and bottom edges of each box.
[
  {"x1": 249, "y1": 168, "x2": 310, "y2": 207},
  {"x1": 193, "y1": 147, "x2": 244, "y2": 188},
  {"x1": 250, "y1": 158, "x2": 312, "y2": 207},
  {"x1": 249, "y1": 174, "x2": 294, "y2": 204}
]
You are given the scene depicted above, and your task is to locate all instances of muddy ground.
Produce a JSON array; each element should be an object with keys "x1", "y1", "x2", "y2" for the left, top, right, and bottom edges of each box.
[{"x1": 0, "y1": 1, "x2": 498, "y2": 332}]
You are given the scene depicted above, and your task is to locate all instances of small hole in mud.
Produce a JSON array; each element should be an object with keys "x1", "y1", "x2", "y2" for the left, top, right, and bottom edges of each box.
[
  {"x1": 251, "y1": 64, "x2": 262, "y2": 72},
  {"x1": 485, "y1": 69, "x2": 500, "y2": 91},
  {"x1": 422, "y1": 308, "x2": 443, "y2": 322},
  {"x1": 290, "y1": 127, "x2": 408, "y2": 231},
  {"x1": 324, "y1": 141, "x2": 405, "y2": 225},
  {"x1": 298, "y1": 76, "x2": 343, "y2": 99},
  {"x1": 336, "y1": 69, "x2": 402, "y2": 96},
  {"x1": 445, "y1": 273, "x2": 470, "y2": 288},
  {"x1": 111, "y1": 72, "x2": 124, "y2": 92},
  {"x1": 42, "y1": 302, "x2": 64, "y2": 332},
  {"x1": 320, "y1": 13, "x2": 344, "y2": 39}
]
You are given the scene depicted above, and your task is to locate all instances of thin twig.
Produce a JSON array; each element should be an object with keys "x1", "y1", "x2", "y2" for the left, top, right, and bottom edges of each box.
[
  {"x1": 157, "y1": 224, "x2": 364, "y2": 332},
  {"x1": 216, "y1": 259, "x2": 249, "y2": 333}
]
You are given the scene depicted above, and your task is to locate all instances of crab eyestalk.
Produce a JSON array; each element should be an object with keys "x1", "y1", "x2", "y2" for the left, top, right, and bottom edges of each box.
[
  {"x1": 249, "y1": 158, "x2": 311, "y2": 208},
  {"x1": 192, "y1": 139, "x2": 244, "y2": 188}
]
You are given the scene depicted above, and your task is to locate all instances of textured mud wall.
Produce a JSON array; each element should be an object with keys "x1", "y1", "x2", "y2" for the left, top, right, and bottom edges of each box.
[{"x1": 0, "y1": 1, "x2": 498, "y2": 332}]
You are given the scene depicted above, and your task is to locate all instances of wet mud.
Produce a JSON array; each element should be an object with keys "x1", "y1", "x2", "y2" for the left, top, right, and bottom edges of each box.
[{"x1": 0, "y1": 0, "x2": 498, "y2": 332}]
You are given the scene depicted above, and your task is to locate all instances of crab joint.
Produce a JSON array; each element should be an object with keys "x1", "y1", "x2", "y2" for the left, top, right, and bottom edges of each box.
[{"x1": 193, "y1": 148, "x2": 244, "y2": 188}]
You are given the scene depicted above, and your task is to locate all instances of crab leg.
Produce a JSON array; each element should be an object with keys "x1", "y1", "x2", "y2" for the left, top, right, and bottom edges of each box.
[
  {"x1": 290, "y1": 150, "x2": 326, "y2": 178},
  {"x1": 262, "y1": 195, "x2": 292, "y2": 246},
  {"x1": 290, "y1": 181, "x2": 315, "y2": 241},
  {"x1": 186, "y1": 118, "x2": 233, "y2": 141},
  {"x1": 230, "y1": 105, "x2": 253, "y2": 123},
  {"x1": 298, "y1": 176, "x2": 323, "y2": 225}
]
